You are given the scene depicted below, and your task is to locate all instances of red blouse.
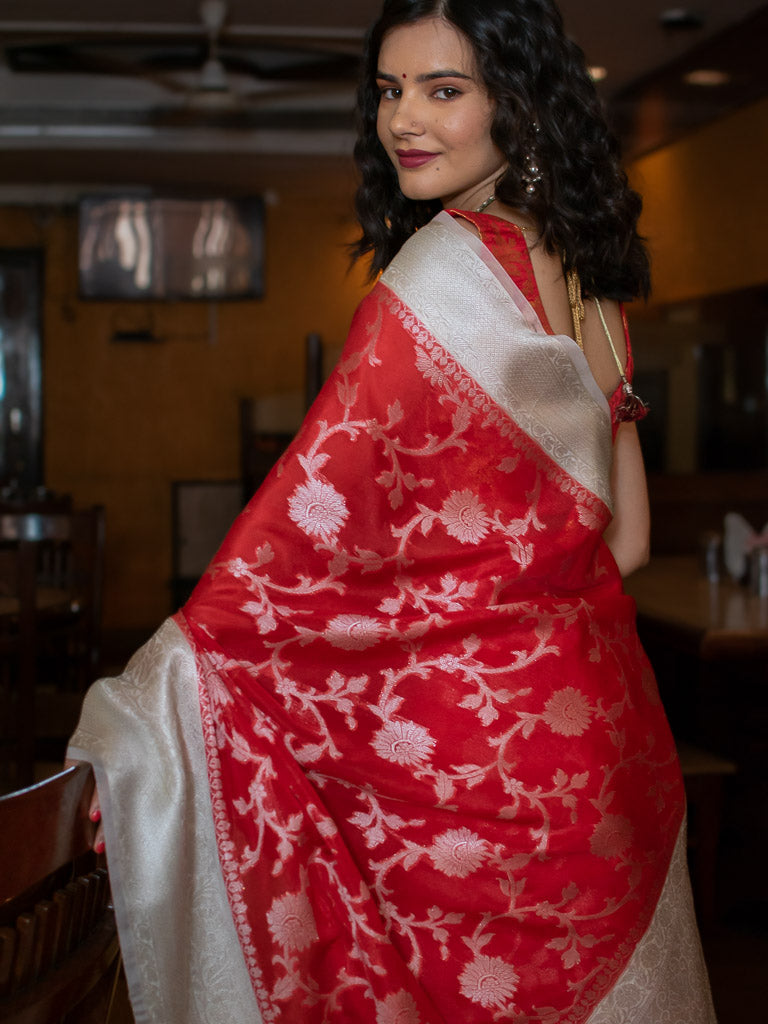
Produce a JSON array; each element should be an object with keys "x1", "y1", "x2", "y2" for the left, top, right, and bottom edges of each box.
[{"x1": 447, "y1": 210, "x2": 645, "y2": 434}]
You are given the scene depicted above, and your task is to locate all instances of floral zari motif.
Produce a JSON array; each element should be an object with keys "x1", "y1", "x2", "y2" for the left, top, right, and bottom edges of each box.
[{"x1": 179, "y1": 217, "x2": 684, "y2": 1022}]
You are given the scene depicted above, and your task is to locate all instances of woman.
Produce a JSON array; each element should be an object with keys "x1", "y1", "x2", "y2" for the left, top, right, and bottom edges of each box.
[{"x1": 70, "y1": 1, "x2": 716, "y2": 1021}]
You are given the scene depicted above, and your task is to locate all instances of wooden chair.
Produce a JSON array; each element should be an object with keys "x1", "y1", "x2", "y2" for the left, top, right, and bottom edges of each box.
[
  {"x1": 0, "y1": 508, "x2": 105, "y2": 788},
  {"x1": 239, "y1": 333, "x2": 341, "y2": 505},
  {"x1": 677, "y1": 740, "x2": 738, "y2": 925},
  {"x1": 0, "y1": 764, "x2": 121, "y2": 1022},
  {"x1": 34, "y1": 506, "x2": 106, "y2": 692}
]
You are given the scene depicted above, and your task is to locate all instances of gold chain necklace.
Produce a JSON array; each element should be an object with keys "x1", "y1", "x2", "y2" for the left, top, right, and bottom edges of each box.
[{"x1": 474, "y1": 194, "x2": 534, "y2": 237}]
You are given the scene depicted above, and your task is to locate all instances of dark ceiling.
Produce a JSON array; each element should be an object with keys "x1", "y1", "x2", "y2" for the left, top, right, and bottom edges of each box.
[{"x1": 0, "y1": 1, "x2": 766, "y2": 189}]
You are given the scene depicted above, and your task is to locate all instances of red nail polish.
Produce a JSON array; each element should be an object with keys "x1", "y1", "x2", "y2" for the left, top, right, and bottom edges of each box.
[
  {"x1": 90, "y1": 809, "x2": 101, "y2": 823},
  {"x1": 94, "y1": 840, "x2": 105, "y2": 854}
]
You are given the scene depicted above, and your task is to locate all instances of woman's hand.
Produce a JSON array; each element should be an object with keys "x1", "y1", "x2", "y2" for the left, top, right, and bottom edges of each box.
[{"x1": 65, "y1": 757, "x2": 106, "y2": 854}]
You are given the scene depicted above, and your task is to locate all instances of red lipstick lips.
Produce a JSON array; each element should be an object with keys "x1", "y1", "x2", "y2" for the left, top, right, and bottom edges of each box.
[{"x1": 395, "y1": 149, "x2": 438, "y2": 168}]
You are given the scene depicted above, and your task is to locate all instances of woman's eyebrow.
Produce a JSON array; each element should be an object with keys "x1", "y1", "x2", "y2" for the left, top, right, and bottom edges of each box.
[
  {"x1": 375, "y1": 69, "x2": 473, "y2": 82},
  {"x1": 418, "y1": 70, "x2": 473, "y2": 82}
]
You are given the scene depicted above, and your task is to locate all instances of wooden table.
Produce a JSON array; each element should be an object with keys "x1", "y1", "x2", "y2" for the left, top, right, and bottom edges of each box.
[{"x1": 625, "y1": 555, "x2": 768, "y2": 659}]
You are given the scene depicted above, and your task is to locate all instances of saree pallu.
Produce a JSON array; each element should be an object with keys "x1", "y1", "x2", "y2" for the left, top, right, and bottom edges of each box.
[{"x1": 69, "y1": 211, "x2": 715, "y2": 1023}]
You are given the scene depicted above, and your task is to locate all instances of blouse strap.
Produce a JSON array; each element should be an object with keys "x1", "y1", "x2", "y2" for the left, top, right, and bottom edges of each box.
[
  {"x1": 594, "y1": 295, "x2": 650, "y2": 423},
  {"x1": 594, "y1": 296, "x2": 626, "y2": 377}
]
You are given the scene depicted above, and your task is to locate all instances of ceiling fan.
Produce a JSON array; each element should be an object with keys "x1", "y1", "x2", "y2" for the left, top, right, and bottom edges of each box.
[
  {"x1": 192, "y1": 0, "x2": 232, "y2": 100},
  {"x1": 128, "y1": 0, "x2": 359, "y2": 117},
  {"x1": 3, "y1": 0, "x2": 360, "y2": 123}
]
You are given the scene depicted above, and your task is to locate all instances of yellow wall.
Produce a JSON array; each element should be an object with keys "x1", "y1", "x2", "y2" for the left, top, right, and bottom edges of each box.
[
  {"x1": 0, "y1": 158, "x2": 369, "y2": 632},
  {"x1": 629, "y1": 95, "x2": 768, "y2": 305}
]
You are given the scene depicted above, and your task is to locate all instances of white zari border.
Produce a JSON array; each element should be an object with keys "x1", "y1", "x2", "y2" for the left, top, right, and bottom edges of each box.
[
  {"x1": 67, "y1": 618, "x2": 262, "y2": 1024},
  {"x1": 381, "y1": 211, "x2": 614, "y2": 509},
  {"x1": 586, "y1": 819, "x2": 717, "y2": 1023}
]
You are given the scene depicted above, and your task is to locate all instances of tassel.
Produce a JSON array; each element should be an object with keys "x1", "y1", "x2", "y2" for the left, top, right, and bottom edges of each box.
[
  {"x1": 565, "y1": 268, "x2": 585, "y2": 350},
  {"x1": 615, "y1": 378, "x2": 649, "y2": 422}
]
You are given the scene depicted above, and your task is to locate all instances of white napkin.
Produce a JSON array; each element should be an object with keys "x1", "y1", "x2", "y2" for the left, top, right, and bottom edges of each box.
[{"x1": 723, "y1": 512, "x2": 768, "y2": 581}]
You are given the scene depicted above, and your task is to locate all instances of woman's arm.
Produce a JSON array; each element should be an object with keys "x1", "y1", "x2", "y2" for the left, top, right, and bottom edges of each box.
[{"x1": 603, "y1": 421, "x2": 650, "y2": 577}]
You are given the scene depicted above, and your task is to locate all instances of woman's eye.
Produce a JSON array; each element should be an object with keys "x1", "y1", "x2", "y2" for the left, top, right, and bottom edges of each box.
[
  {"x1": 434, "y1": 87, "x2": 461, "y2": 100},
  {"x1": 379, "y1": 87, "x2": 401, "y2": 101}
]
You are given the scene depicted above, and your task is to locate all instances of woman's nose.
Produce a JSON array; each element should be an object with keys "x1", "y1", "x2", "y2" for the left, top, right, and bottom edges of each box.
[{"x1": 388, "y1": 94, "x2": 424, "y2": 137}]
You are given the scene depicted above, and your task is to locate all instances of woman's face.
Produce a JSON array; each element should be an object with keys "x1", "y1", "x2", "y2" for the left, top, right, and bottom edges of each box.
[{"x1": 375, "y1": 18, "x2": 506, "y2": 209}]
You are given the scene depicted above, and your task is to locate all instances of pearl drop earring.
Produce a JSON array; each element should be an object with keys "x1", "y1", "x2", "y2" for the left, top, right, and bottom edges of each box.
[{"x1": 521, "y1": 122, "x2": 543, "y2": 196}]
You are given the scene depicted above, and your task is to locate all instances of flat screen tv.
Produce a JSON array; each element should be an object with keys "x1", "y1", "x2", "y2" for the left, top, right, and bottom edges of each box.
[{"x1": 78, "y1": 195, "x2": 264, "y2": 300}]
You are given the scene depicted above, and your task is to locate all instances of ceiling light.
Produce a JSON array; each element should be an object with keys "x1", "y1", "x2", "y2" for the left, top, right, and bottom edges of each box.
[
  {"x1": 588, "y1": 66, "x2": 607, "y2": 83},
  {"x1": 684, "y1": 68, "x2": 731, "y2": 87}
]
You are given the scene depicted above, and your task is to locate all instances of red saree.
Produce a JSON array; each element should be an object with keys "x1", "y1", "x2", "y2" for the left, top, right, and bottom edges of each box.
[{"x1": 69, "y1": 211, "x2": 715, "y2": 1023}]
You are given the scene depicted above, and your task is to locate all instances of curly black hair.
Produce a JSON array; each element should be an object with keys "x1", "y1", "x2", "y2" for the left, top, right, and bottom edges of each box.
[{"x1": 352, "y1": 0, "x2": 650, "y2": 301}]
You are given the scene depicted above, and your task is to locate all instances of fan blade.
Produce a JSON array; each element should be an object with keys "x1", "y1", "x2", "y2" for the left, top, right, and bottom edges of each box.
[{"x1": 236, "y1": 81, "x2": 355, "y2": 110}]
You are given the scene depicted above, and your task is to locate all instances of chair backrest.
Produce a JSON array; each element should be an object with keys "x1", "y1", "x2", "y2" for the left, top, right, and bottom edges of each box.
[
  {"x1": 0, "y1": 764, "x2": 120, "y2": 1023},
  {"x1": 0, "y1": 508, "x2": 105, "y2": 643},
  {"x1": 0, "y1": 516, "x2": 66, "y2": 786},
  {"x1": 56, "y1": 507, "x2": 106, "y2": 684},
  {"x1": 0, "y1": 508, "x2": 105, "y2": 786}
]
